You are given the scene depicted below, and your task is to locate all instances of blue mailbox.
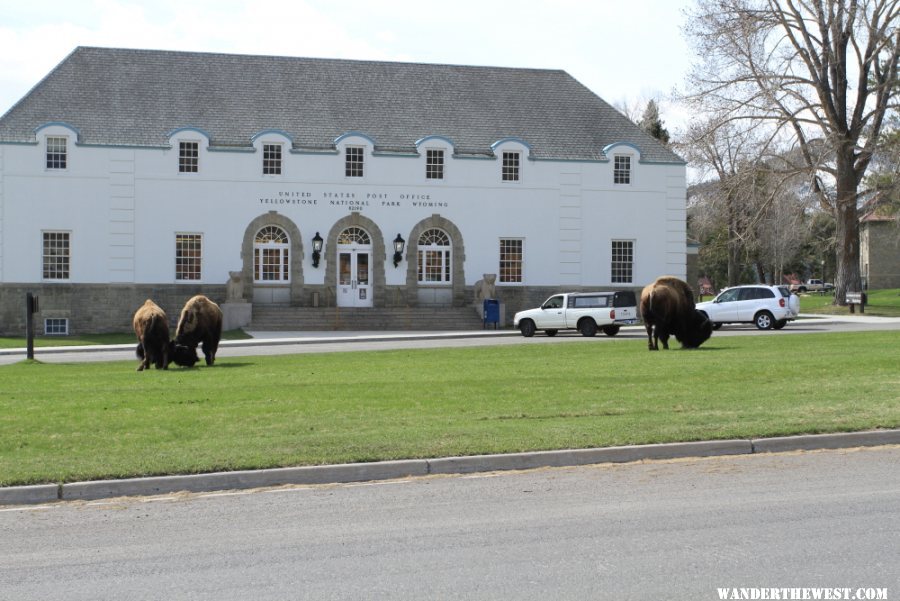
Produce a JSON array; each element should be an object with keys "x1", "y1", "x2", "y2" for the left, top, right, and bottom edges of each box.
[{"x1": 483, "y1": 299, "x2": 500, "y2": 329}]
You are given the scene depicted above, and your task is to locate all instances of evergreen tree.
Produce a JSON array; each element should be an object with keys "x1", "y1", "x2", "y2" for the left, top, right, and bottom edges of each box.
[{"x1": 639, "y1": 100, "x2": 670, "y2": 145}]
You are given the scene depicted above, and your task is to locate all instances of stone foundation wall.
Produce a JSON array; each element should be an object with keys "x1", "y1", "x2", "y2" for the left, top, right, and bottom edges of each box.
[
  {"x1": 0, "y1": 284, "x2": 226, "y2": 336},
  {"x1": 0, "y1": 282, "x2": 642, "y2": 335}
]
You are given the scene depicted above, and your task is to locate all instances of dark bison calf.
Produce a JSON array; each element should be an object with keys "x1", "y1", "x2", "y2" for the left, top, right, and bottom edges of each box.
[
  {"x1": 133, "y1": 299, "x2": 172, "y2": 371},
  {"x1": 640, "y1": 276, "x2": 713, "y2": 351},
  {"x1": 173, "y1": 295, "x2": 223, "y2": 367}
]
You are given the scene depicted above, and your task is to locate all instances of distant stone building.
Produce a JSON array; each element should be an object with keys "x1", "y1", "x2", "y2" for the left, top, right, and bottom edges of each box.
[
  {"x1": 860, "y1": 215, "x2": 900, "y2": 289},
  {"x1": 0, "y1": 47, "x2": 687, "y2": 335}
]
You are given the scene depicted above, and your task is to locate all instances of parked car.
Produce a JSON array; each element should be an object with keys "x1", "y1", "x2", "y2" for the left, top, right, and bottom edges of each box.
[
  {"x1": 789, "y1": 279, "x2": 834, "y2": 294},
  {"x1": 695, "y1": 285, "x2": 800, "y2": 330},
  {"x1": 513, "y1": 291, "x2": 637, "y2": 337}
]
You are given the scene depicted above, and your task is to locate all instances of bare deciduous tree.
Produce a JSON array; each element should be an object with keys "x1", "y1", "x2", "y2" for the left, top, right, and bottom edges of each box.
[{"x1": 685, "y1": 0, "x2": 900, "y2": 301}]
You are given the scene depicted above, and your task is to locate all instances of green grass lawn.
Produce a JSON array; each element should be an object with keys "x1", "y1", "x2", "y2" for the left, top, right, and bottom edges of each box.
[
  {"x1": 798, "y1": 288, "x2": 900, "y2": 317},
  {"x1": 1, "y1": 330, "x2": 899, "y2": 486}
]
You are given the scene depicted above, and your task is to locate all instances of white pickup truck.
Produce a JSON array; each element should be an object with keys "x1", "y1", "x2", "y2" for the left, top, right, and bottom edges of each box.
[
  {"x1": 513, "y1": 291, "x2": 638, "y2": 337},
  {"x1": 789, "y1": 279, "x2": 834, "y2": 294}
]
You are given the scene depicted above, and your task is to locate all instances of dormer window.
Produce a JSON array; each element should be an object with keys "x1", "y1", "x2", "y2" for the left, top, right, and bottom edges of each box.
[
  {"x1": 263, "y1": 143, "x2": 282, "y2": 175},
  {"x1": 345, "y1": 146, "x2": 364, "y2": 177},
  {"x1": 502, "y1": 151, "x2": 520, "y2": 182},
  {"x1": 179, "y1": 141, "x2": 199, "y2": 173},
  {"x1": 46, "y1": 136, "x2": 67, "y2": 170},
  {"x1": 614, "y1": 155, "x2": 632, "y2": 185},
  {"x1": 426, "y1": 149, "x2": 445, "y2": 179}
]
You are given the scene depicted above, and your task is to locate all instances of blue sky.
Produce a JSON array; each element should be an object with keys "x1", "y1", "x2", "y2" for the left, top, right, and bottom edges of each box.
[{"x1": 0, "y1": 0, "x2": 696, "y2": 130}]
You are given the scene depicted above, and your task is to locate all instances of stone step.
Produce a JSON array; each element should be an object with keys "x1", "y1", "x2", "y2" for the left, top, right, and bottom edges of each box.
[{"x1": 248, "y1": 307, "x2": 487, "y2": 331}]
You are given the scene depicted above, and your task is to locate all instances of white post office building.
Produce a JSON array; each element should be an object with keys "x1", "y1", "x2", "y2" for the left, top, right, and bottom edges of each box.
[{"x1": 0, "y1": 47, "x2": 686, "y2": 335}]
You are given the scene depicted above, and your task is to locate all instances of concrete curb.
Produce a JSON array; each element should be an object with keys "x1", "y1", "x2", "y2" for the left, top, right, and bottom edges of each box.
[{"x1": 3, "y1": 429, "x2": 899, "y2": 506}]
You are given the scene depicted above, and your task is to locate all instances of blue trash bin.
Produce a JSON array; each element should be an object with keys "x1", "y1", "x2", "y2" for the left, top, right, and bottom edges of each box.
[{"x1": 483, "y1": 299, "x2": 500, "y2": 329}]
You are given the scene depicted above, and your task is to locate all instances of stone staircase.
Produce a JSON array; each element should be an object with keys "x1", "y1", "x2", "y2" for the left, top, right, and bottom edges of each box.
[{"x1": 248, "y1": 306, "x2": 489, "y2": 331}]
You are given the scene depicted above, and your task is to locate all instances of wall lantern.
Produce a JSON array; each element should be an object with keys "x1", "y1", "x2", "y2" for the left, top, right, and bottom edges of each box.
[
  {"x1": 311, "y1": 232, "x2": 323, "y2": 268},
  {"x1": 392, "y1": 234, "x2": 405, "y2": 268}
]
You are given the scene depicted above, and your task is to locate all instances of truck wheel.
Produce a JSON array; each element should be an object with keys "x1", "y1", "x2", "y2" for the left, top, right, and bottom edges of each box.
[
  {"x1": 798, "y1": 287, "x2": 807, "y2": 293},
  {"x1": 754, "y1": 311, "x2": 774, "y2": 330},
  {"x1": 519, "y1": 320, "x2": 536, "y2": 337},
  {"x1": 578, "y1": 319, "x2": 597, "y2": 337},
  {"x1": 773, "y1": 319, "x2": 787, "y2": 330},
  {"x1": 545, "y1": 329, "x2": 558, "y2": 337},
  {"x1": 602, "y1": 325, "x2": 620, "y2": 337}
]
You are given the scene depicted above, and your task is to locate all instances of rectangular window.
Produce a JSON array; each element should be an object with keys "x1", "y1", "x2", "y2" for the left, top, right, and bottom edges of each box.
[
  {"x1": 43, "y1": 231, "x2": 70, "y2": 280},
  {"x1": 499, "y1": 239, "x2": 523, "y2": 283},
  {"x1": 46, "y1": 136, "x2": 67, "y2": 169},
  {"x1": 614, "y1": 155, "x2": 632, "y2": 184},
  {"x1": 179, "y1": 141, "x2": 199, "y2": 173},
  {"x1": 263, "y1": 143, "x2": 282, "y2": 175},
  {"x1": 44, "y1": 318, "x2": 69, "y2": 336},
  {"x1": 611, "y1": 240, "x2": 634, "y2": 284},
  {"x1": 345, "y1": 147, "x2": 364, "y2": 177},
  {"x1": 426, "y1": 149, "x2": 444, "y2": 179},
  {"x1": 175, "y1": 233, "x2": 202, "y2": 281},
  {"x1": 502, "y1": 151, "x2": 520, "y2": 181}
]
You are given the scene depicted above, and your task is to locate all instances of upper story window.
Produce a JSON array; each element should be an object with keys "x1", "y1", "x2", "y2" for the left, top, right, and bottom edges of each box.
[
  {"x1": 46, "y1": 136, "x2": 67, "y2": 170},
  {"x1": 499, "y1": 238, "x2": 523, "y2": 283},
  {"x1": 175, "y1": 233, "x2": 202, "y2": 281},
  {"x1": 502, "y1": 151, "x2": 520, "y2": 181},
  {"x1": 43, "y1": 231, "x2": 70, "y2": 280},
  {"x1": 614, "y1": 155, "x2": 632, "y2": 185},
  {"x1": 263, "y1": 143, "x2": 282, "y2": 175},
  {"x1": 179, "y1": 141, "x2": 199, "y2": 173},
  {"x1": 345, "y1": 147, "x2": 364, "y2": 177},
  {"x1": 426, "y1": 149, "x2": 445, "y2": 179}
]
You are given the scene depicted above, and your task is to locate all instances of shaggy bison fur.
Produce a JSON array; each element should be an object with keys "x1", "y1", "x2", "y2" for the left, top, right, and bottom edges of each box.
[
  {"x1": 173, "y1": 295, "x2": 223, "y2": 367},
  {"x1": 640, "y1": 276, "x2": 713, "y2": 351},
  {"x1": 133, "y1": 299, "x2": 172, "y2": 371}
]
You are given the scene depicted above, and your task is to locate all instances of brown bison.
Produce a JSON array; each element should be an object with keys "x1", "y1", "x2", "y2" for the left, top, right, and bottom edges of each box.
[
  {"x1": 173, "y1": 295, "x2": 223, "y2": 367},
  {"x1": 133, "y1": 299, "x2": 172, "y2": 371},
  {"x1": 640, "y1": 276, "x2": 713, "y2": 351}
]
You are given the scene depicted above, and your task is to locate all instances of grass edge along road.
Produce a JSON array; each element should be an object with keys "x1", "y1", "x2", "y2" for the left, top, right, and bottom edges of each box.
[{"x1": 1, "y1": 330, "x2": 899, "y2": 487}]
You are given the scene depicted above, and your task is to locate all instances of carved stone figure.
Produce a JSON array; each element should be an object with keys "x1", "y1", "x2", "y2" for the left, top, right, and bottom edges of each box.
[
  {"x1": 473, "y1": 273, "x2": 497, "y2": 307},
  {"x1": 226, "y1": 271, "x2": 244, "y2": 302}
]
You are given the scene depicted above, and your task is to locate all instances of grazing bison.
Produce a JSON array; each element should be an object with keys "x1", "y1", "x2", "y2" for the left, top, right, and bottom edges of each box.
[
  {"x1": 640, "y1": 276, "x2": 713, "y2": 351},
  {"x1": 173, "y1": 295, "x2": 223, "y2": 367},
  {"x1": 133, "y1": 299, "x2": 172, "y2": 371}
]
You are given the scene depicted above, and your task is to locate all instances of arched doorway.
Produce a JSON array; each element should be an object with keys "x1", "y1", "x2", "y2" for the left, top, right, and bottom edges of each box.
[
  {"x1": 336, "y1": 226, "x2": 373, "y2": 307},
  {"x1": 323, "y1": 212, "x2": 386, "y2": 308}
]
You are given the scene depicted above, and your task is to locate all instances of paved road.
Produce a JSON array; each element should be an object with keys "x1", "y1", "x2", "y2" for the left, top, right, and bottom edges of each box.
[
  {"x1": 1, "y1": 446, "x2": 897, "y2": 600},
  {"x1": 2, "y1": 314, "x2": 899, "y2": 365}
]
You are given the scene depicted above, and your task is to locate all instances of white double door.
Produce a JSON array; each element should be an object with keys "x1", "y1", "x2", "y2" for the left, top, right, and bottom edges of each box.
[{"x1": 337, "y1": 245, "x2": 373, "y2": 308}]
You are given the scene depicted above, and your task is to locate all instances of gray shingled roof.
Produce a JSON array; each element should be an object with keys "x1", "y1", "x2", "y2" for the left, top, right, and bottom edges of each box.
[{"x1": 0, "y1": 47, "x2": 683, "y2": 163}]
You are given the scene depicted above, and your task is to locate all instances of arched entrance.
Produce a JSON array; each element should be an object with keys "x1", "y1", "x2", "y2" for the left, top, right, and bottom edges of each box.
[
  {"x1": 336, "y1": 226, "x2": 373, "y2": 307},
  {"x1": 323, "y1": 212, "x2": 386, "y2": 308}
]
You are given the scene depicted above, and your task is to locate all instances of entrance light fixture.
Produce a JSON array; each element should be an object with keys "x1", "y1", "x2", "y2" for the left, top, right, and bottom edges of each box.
[
  {"x1": 312, "y1": 232, "x2": 323, "y2": 268},
  {"x1": 393, "y1": 234, "x2": 405, "y2": 267}
]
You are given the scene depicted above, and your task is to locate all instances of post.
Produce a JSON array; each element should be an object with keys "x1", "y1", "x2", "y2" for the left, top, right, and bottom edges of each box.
[{"x1": 26, "y1": 293, "x2": 37, "y2": 360}]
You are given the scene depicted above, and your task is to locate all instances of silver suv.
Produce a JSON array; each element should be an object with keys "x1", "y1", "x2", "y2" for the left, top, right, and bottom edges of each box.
[{"x1": 695, "y1": 285, "x2": 800, "y2": 330}]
